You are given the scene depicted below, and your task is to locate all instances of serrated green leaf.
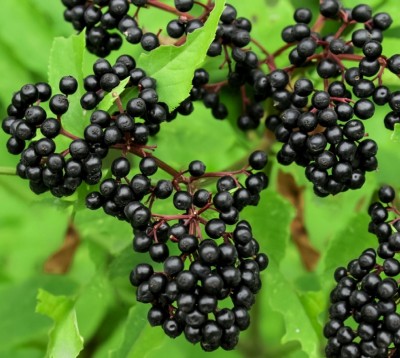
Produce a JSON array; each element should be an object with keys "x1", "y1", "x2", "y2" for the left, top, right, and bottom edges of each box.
[
  {"x1": 267, "y1": 261, "x2": 320, "y2": 357},
  {"x1": 36, "y1": 289, "x2": 84, "y2": 358},
  {"x1": 241, "y1": 190, "x2": 295, "y2": 263},
  {"x1": 48, "y1": 33, "x2": 88, "y2": 136},
  {"x1": 391, "y1": 123, "x2": 400, "y2": 142}
]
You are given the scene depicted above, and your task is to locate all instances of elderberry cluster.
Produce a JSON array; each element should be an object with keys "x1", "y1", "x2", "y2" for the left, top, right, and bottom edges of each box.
[
  {"x1": 133, "y1": 219, "x2": 268, "y2": 352},
  {"x1": 0, "y1": 77, "x2": 107, "y2": 196},
  {"x1": 267, "y1": 76, "x2": 379, "y2": 197},
  {"x1": 259, "y1": 1, "x2": 400, "y2": 196},
  {"x1": 85, "y1": 151, "x2": 269, "y2": 350},
  {"x1": 324, "y1": 185, "x2": 400, "y2": 356}
]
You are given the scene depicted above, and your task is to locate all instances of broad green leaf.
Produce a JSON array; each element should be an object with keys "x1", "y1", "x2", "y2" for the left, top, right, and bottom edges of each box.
[
  {"x1": 74, "y1": 208, "x2": 132, "y2": 255},
  {"x1": 147, "y1": 103, "x2": 248, "y2": 172},
  {"x1": 108, "y1": 244, "x2": 141, "y2": 280},
  {"x1": 321, "y1": 213, "x2": 376, "y2": 278},
  {"x1": 74, "y1": 274, "x2": 113, "y2": 342},
  {"x1": 36, "y1": 289, "x2": 84, "y2": 358},
  {"x1": 0, "y1": 276, "x2": 78, "y2": 350},
  {"x1": 304, "y1": 177, "x2": 376, "y2": 254},
  {"x1": 48, "y1": 33, "x2": 87, "y2": 137},
  {"x1": 125, "y1": 324, "x2": 167, "y2": 358},
  {"x1": 232, "y1": 0, "x2": 296, "y2": 53},
  {"x1": 267, "y1": 260, "x2": 320, "y2": 357},
  {"x1": 110, "y1": 305, "x2": 148, "y2": 358},
  {"x1": 241, "y1": 190, "x2": 295, "y2": 263},
  {"x1": 0, "y1": 281, "x2": 49, "y2": 350},
  {"x1": 391, "y1": 123, "x2": 400, "y2": 142}
]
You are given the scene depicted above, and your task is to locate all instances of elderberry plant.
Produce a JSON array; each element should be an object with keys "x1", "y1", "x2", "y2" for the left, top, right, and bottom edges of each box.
[{"x1": 1, "y1": 0, "x2": 400, "y2": 357}]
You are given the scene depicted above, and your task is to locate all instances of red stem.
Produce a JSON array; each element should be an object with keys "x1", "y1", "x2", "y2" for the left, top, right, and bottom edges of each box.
[
  {"x1": 60, "y1": 128, "x2": 80, "y2": 141},
  {"x1": 146, "y1": 0, "x2": 194, "y2": 19},
  {"x1": 312, "y1": 14, "x2": 326, "y2": 33},
  {"x1": 152, "y1": 213, "x2": 191, "y2": 220},
  {"x1": 272, "y1": 42, "x2": 295, "y2": 58}
]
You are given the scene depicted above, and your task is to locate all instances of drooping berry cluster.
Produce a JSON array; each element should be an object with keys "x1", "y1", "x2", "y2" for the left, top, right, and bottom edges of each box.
[
  {"x1": 268, "y1": 76, "x2": 379, "y2": 197},
  {"x1": 260, "y1": 2, "x2": 399, "y2": 196},
  {"x1": 2, "y1": 52, "x2": 211, "y2": 197},
  {"x1": 324, "y1": 185, "x2": 400, "y2": 356},
  {"x1": 85, "y1": 151, "x2": 269, "y2": 350},
  {"x1": 0, "y1": 77, "x2": 106, "y2": 196}
]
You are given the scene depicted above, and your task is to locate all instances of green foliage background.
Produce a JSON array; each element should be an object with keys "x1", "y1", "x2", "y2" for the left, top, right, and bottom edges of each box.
[{"x1": 0, "y1": 0, "x2": 400, "y2": 357}]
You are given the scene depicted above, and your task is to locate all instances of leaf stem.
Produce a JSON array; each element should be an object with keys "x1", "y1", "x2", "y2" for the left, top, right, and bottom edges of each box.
[{"x1": 0, "y1": 167, "x2": 17, "y2": 176}]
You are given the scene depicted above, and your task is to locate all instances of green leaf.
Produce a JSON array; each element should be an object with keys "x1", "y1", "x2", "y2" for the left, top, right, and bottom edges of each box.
[
  {"x1": 321, "y1": 213, "x2": 376, "y2": 277},
  {"x1": 147, "y1": 104, "x2": 248, "y2": 172},
  {"x1": 391, "y1": 123, "x2": 400, "y2": 142},
  {"x1": 304, "y1": 179, "x2": 376, "y2": 254},
  {"x1": 97, "y1": 76, "x2": 131, "y2": 113},
  {"x1": 267, "y1": 261, "x2": 320, "y2": 357},
  {"x1": 36, "y1": 289, "x2": 84, "y2": 358},
  {"x1": 48, "y1": 33, "x2": 87, "y2": 136},
  {"x1": 0, "y1": 276, "x2": 78, "y2": 351},
  {"x1": 74, "y1": 208, "x2": 132, "y2": 256},
  {"x1": 136, "y1": 0, "x2": 226, "y2": 110},
  {"x1": 75, "y1": 287, "x2": 111, "y2": 342},
  {"x1": 110, "y1": 305, "x2": 148, "y2": 358},
  {"x1": 241, "y1": 190, "x2": 295, "y2": 263}
]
